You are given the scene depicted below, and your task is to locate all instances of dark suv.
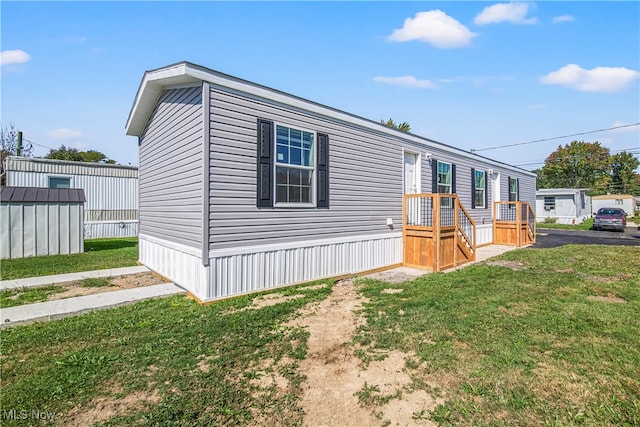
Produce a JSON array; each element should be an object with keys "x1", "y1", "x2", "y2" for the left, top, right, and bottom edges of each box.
[{"x1": 593, "y1": 207, "x2": 627, "y2": 232}]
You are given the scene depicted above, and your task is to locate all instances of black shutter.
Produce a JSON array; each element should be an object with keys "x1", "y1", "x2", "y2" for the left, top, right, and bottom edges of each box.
[
  {"x1": 317, "y1": 132, "x2": 329, "y2": 208},
  {"x1": 484, "y1": 171, "x2": 488, "y2": 208},
  {"x1": 256, "y1": 119, "x2": 273, "y2": 208},
  {"x1": 516, "y1": 178, "x2": 520, "y2": 201},
  {"x1": 432, "y1": 159, "x2": 438, "y2": 193},
  {"x1": 471, "y1": 168, "x2": 476, "y2": 208},
  {"x1": 451, "y1": 164, "x2": 456, "y2": 194}
]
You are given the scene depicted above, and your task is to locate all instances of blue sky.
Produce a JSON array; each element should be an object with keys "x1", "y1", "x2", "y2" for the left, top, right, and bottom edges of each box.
[{"x1": 2, "y1": 1, "x2": 639, "y2": 170}]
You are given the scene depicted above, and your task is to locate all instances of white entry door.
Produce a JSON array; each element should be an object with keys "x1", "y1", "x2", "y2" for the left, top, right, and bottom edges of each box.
[
  {"x1": 492, "y1": 172, "x2": 500, "y2": 219},
  {"x1": 404, "y1": 152, "x2": 419, "y2": 194},
  {"x1": 404, "y1": 152, "x2": 421, "y2": 225}
]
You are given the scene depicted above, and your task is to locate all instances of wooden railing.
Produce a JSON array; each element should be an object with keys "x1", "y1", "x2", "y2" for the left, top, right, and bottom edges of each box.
[
  {"x1": 403, "y1": 194, "x2": 476, "y2": 272},
  {"x1": 493, "y1": 201, "x2": 536, "y2": 246}
]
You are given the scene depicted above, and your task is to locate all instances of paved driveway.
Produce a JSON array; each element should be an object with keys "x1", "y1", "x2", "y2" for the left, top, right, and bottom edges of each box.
[{"x1": 533, "y1": 227, "x2": 640, "y2": 249}]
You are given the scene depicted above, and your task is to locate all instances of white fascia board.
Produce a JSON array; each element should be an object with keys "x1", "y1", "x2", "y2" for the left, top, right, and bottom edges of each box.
[{"x1": 127, "y1": 62, "x2": 535, "y2": 177}]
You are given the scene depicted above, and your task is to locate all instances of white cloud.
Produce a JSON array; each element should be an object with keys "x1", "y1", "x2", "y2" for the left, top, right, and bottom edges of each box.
[
  {"x1": 612, "y1": 121, "x2": 639, "y2": 133},
  {"x1": 49, "y1": 128, "x2": 83, "y2": 140},
  {"x1": 540, "y1": 64, "x2": 640, "y2": 92},
  {"x1": 373, "y1": 75, "x2": 439, "y2": 89},
  {"x1": 474, "y1": 3, "x2": 538, "y2": 25},
  {"x1": 553, "y1": 15, "x2": 575, "y2": 23},
  {"x1": 0, "y1": 49, "x2": 31, "y2": 65},
  {"x1": 387, "y1": 10, "x2": 477, "y2": 49}
]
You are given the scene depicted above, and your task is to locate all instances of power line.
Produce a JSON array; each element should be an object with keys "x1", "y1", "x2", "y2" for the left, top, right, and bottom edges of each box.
[
  {"x1": 472, "y1": 122, "x2": 640, "y2": 153},
  {"x1": 513, "y1": 147, "x2": 640, "y2": 167},
  {"x1": 24, "y1": 138, "x2": 55, "y2": 151}
]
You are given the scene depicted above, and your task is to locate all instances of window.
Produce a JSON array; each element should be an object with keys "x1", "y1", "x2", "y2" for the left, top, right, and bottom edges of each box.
[
  {"x1": 544, "y1": 196, "x2": 555, "y2": 210},
  {"x1": 509, "y1": 177, "x2": 519, "y2": 201},
  {"x1": 48, "y1": 177, "x2": 71, "y2": 189},
  {"x1": 274, "y1": 124, "x2": 315, "y2": 205},
  {"x1": 437, "y1": 162, "x2": 452, "y2": 194},
  {"x1": 256, "y1": 119, "x2": 329, "y2": 209},
  {"x1": 615, "y1": 199, "x2": 623, "y2": 205},
  {"x1": 473, "y1": 169, "x2": 486, "y2": 208}
]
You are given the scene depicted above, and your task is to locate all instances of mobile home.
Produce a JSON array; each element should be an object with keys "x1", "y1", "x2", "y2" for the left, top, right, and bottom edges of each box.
[
  {"x1": 5, "y1": 156, "x2": 138, "y2": 239},
  {"x1": 126, "y1": 62, "x2": 536, "y2": 302},
  {"x1": 536, "y1": 188, "x2": 591, "y2": 224}
]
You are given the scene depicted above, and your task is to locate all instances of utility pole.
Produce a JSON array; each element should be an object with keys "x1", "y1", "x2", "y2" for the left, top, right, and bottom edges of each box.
[{"x1": 17, "y1": 131, "x2": 23, "y2": 156}]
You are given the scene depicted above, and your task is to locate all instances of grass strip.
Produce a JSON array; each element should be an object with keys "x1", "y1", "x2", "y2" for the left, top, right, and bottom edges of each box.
[{"x1": 0, "y1": 238, "x2": 138, "y2": 281}]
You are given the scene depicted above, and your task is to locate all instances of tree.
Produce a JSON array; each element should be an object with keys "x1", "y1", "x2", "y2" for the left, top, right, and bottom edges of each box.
[
  {"x1": 380, "y1": 118, "x2": 411, "y2": 133},
  {"x1": 1, "y1": 123, "x2": 33, "y2": 185},
  {"x1": 45, "y1": 145, "x2": 115, "y2": 164},
  {"x1": 609, "y1": 151, "x2": 640, "y2": 195},
  {"x1": 538, "y1": 141, "x2": 611, "y2": 191}
]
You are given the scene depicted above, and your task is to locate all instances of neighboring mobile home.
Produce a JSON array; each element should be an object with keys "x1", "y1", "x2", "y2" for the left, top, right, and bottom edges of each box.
[
  {"x1": 126, "y1": 62, "x2": 536, "y2": 302},
  {"x1": 536, "y1": 188, "x2": 591, "y2": 224},
  {"x1": 591, "y1": 194, "x2": 635, "y2": 217},
  {"x1": 5, "y1": 156, "x2": 138, "y2": 239}
]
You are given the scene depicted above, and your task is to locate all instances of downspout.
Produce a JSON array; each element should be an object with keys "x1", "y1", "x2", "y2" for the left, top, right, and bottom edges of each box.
[{"x1": 202, "y1": 81, "x2": 211, "y2": 266}]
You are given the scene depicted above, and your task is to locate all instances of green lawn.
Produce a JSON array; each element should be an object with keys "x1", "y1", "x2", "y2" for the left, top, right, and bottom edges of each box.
[
  {"x1": 0, "y1": 238, "x2": 138, "y2": 280},
  {"x1": 537, "y1": 217, "x2": 594, "y2": 230},
  {"x1": 1, "y1": 245, "x2": 638, "y2": 426}
]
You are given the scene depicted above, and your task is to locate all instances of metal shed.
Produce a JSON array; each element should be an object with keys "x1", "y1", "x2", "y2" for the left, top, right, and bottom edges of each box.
[{"x1": 1, "y1": 186, "x2": 86, "y2": 259}]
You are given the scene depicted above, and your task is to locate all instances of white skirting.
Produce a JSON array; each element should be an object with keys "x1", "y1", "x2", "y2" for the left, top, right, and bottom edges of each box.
[
  {"x1": 476, "y1": 224, "x2": 493, "y2": 246},
  {"x1": 84, "y1": 221, "x2": 139, "y2": 239},
  {"x1": 138, "y1": 232, "x2": 402, "y2": 302},
  {"x1": 138, "y1": 234, "x2": 208, "y2": 298}
]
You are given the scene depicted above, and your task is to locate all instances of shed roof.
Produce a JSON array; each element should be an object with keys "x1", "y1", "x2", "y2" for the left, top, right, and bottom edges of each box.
[
  {"x1": 6, "y1": 156, "x2": 138, "y2": 178},
  {"x1": 536, "y1": 188, "x2": 589, "y2": 196},
  {"x1": 126, "y1": 61, "x2": 536, "y2": 177},
  {"x1": 0, "y1": 186, "x2": 86, "y2": 203},
  {"x1": 591, "y1": 194, "x2": 634, "y2": 200}
]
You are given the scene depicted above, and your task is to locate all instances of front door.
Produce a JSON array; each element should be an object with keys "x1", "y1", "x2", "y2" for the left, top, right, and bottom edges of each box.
[
  {"x1": 404, "y1": 152, "x2": 419, "y2": 194},
  {"x1": 492, "y1": 172, "x2": 500, "y2": 219}
]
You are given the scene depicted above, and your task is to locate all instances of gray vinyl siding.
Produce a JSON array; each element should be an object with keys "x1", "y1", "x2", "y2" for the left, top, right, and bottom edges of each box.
[
  {"x1": 208, "y1": 87, "x2": 536, "y2": 250},
  {"x1": 139, "y1": 86, "x2": 203, "y2": 249}
]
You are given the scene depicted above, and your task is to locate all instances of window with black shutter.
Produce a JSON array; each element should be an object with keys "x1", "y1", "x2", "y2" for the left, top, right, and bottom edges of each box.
[{"x1": 256, "y1": 119, "x2": 329, "y2": 208}]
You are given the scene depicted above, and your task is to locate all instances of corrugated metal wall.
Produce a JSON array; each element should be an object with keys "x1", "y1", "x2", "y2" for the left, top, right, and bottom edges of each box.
[
  {"x1": 7, "y1": 171, "x2": 137, "y2": 211},
  {"x1": 84, "y1": 221, "x2": 139, "y2": 239},
  {"x1": 1, "y1": 202, "x2": 84, "y2": 259}
]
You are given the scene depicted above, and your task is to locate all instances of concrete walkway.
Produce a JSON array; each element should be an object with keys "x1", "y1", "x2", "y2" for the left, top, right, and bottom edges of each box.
[
  {"x1": 1, "y1": 283, "x2": 184, "y2": 328},
  {"x1": 0, "y1": 265, "x2": 150, "y2": 291}
]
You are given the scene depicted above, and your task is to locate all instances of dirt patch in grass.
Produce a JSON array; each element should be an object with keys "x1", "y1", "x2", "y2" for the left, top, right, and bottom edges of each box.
[
  {"x1": 47, "y1": 273, "x2": 165, "y2": 301},
  {"x1": 2, "y1": 272, "x2": 166, "y2": 308},
  {"x1": 485, "y1": 260, "x2": 527, "y2": 271},
  {"x1": 286, "y1": 279, "x2": 442, "y2": 426},
  {"x1": 382, "y1": 288, "x2": 404, "y2": 294},
  {"x1": 61, "y1": 389, "x2": 161, "y2": 426},
  {"x1": 587, "y1": 295, "x2": 627, "y2": 304}
]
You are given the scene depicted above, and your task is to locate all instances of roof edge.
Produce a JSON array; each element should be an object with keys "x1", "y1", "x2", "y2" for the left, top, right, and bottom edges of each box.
[{"x1": 125, "y1": 62, "x2": 536, "y2": 177}]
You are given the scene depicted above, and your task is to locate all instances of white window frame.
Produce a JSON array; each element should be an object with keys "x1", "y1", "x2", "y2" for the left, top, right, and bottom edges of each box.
[
  {"x1": 544, "y1": 196, "x2": 555, "y2": 211},
  {"x1": 474, "y1": 169, "x2": 486, "y2": 209},
  {"x1": 48, "y1": 175, "x2": 72, "y2": 189},
  {"x1": 437, "y1": 161, "x2": 452, "y2": 195},
  {"x1": 273, "y1": 122, "x2": 316, "y2": 208},
  {"x1": 509, "y1": 177, "x2": 519, "y2": 201}
]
